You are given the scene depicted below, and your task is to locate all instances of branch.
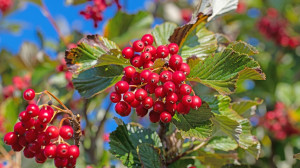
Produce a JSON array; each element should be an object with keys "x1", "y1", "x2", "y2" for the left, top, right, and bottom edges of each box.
[{"x1": 95, "y1": 101, "x2": 113, "y2": 139}]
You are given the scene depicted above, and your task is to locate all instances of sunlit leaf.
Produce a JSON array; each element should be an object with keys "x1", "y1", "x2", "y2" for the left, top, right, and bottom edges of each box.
[
  {"x1": 152, "y1": 22, "x2": 177, "y2": 46},
  {"x1": 137, "y1": 144, "x2": 163, "y2": 168},
  {"x1": 206, "y1": 136, "x2": 238, "y2": 151}
]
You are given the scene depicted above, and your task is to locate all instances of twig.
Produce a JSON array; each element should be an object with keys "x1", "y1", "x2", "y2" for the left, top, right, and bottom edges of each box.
[{"x1": 95, "y1": 101, "x2": 113, "y2": 139}]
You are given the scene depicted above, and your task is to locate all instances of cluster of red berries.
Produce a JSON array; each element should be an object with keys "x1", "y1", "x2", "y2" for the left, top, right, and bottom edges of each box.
[
  {"x1": 110, "y1": 34, "x2": 202, "y2": 123},
  {"x1": 257, "y1": 8, "x2": 300, "y2": 48},
  {"x1": 80, "y1": 0, "x2": 121, "y2": 28},
  {"x1": 260, "y1": 102, "x2": 299, "y2": 140},
  {"x1": 57, "y1": 56, "x2": 74, "y2": 90},
  {"x1": 3, "y1": 75, "x2": 31, "y2": 99},
  {"x1": 0, "y1": 0, "x2": 13, "y2": 13},
  {"x1": 3, "y1": 89, "x2": 80, "y2": 168}
]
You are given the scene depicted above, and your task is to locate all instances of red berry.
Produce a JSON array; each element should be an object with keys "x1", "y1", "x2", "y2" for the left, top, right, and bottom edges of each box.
[
  {"x1": 168, "y1": 43, "x2": 179, "y2": 55},
  {"x1": 34, "y1": 120, "x2": 47, "y2": 132},
  {"x1": 179, "y1": 84, "x2": 192, "y2": 95},
  {"x1": 135, "y1": 89, "x2": 148, "y2": 101},
  {"x1": 163, "y1": 81, "x2": 176, "y2": 93},
  {"x1": 110, "y1": 92, "x2": 121, "y2": 103},
  {"x1": 141, "y1": 52, "x2": 152, "y2": 62},
  {"x1": 115, "y1": 81, "x2": 129, "y2": 94},
  {"x1": 143, "y1": 61, "x2": 154, "y2": 69},
  {"x1": 155, "y1": 86, "x2": 166, "y2": 98},
  {"x1": 28, "y1": 141, "x2": 41, "y2": 153},
  {"x1": 68, "y1": 145, "x2": 80, "y2": 159},
  {"x1": 172, "y1": 71, "x2": 186, "y2": 84},
  {"x1": 67, "y1": 158, "x2": 77, "y2": 168},
  {"x1": 22, "y1": 118, "x2": 35, "y2": 129},
  {"x1": 14, "y1": 122, "x2": 26, "y2": 135},
  {"x1": 23, "y1": 88, "x2": 35, "y2": 101},
  {"x1": 4, "y1": 132, "x2": 18, "y2": 145},
  {"x1": 23, "y1": 147, "x2": 35, "y2": 158},
  {"x1": 40, "y1": 105, "x2": 54, "y2": 116},
  {"x1": 144, "y1": 45, "x2": 156, "y2": 55},
  {"x1": 140, "y1": 70, "x2": 152, "y2": 83},
  {"x1": 123, "y1": 91, "x2": 135, "y2": 103},
  {"x1": 44, "y1": 144, "x2": 57, "y2": 158},
  {"x1": 160, "y1": 112, "x2": 172, "y2": 123},
  {"x1": 18, "y1": 135, "x2": 28, "y2": 147},
  {"x1": 39, "y1": 107, "x2": 54, "y2": 123},
  {"x1": 166, "y1": 93, "x2": 178, "y2": 104},
  {"x1": 165, "y1": 102, "x2": 177, "y2": 115},
  {"x1": 169, "y1": 54, "x2": 182, "y2": 70},
  {"x1": 56, "y1": 143, "x2": 69, "y2": 158},
  {"x1": 136, "y1": 105, "x2": 148, "y2": 117},
  {"x1": 11, "y1": 143, "x2": 23, "y2": 152},
  {"x1": 122, "y1": 47, "x2": 134, "y2": 59},
  {"x1": 24, "y1": 129, "x2": 37, "y2": 142},
  {"x1": 35, "y1": 151, "x2": 47, "y2": 163},
  {"x1": 159, "y1": 71, "x2": 172, "y2": 83},
  {"x1": 131, "y1": 72, "x2": 141, "y2": 84},
  {"x1": 121, "y1": 76, "x2": 131, "y2": 83},
  {"x1": 54, "y1": 157, "x2": 68, "y2": 167},
  {"x1": 130, "y1": 99, "x2": 140, "y2": 108},
  {"x1": 177, "y1": 102, "x2": 190, "y2": 114},
  {"x1": 59, "y1": 125, "x2": 74, "y2": 140},
  {"x1": 131, "y1": 56, "x2": 144, "y2": 68},
  {"x1": 132, "y1": 40, "x2": 145, "y2": 52},
  {"x1": 19, "y1": 110, "x2": 31, "y2": 122},
  {"x1": 37, "y1": 133, "x2": 50, "y2": 146},
  {"x1": 148, "y1": 73, "x2": 159, "y2": 85},
  {"x1": 26, "y1": 104, "x2": 39, "y2": 117},
  {"x1": 181, "y1": 95, "x2": 193, "y2": 106},
  {"x1": 156, "y1": 45, "x2": 169, "y2": 58},
  {"x1": 142, "y1": 97, "x2": 154, "y2": 109},
  {"x1": 46, "y1": 126, "x2": 59, "y2": 139},
  {"x1": 179, "y1": 63, "x2": 190, "y2": 75},
  {"x1": 141, "y1": 34, "x2": 154, "y2": 46},
  {"x1": 144, "y1": 83, "x2": 156, "y2": 94},
  {"x1": 191, "y1": 96, "x2": 202, "y2": 109},
  {"x1": 115, "y1": 101, "x2": 131, "y2": 116},
  {"x1": 123, "y1": 66, "x2": 136, "y2": 78},
  {"x1": 153, "y1": 101, "x2": 165, "y2": 113},
  {"x1": 149, "y1": 110, "x2": 160, "y2": 123}
]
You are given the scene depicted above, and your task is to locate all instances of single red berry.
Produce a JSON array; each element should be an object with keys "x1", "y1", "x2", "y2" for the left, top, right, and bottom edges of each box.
[
  {"x1": 131, "y1": 72, "x2": 141, "y2": 84},
  {"x1": 38, "y1": 108, "x2": 53, "y2": 124},
  {"x1": 149, "y1": 110, "x2": 160, "y2": 123},
  {"x1": 26, "y1": 104, "x2": 39, "y2": 117},
  {"x1": 22, "y1": 118, "x2": 35, "y2": 129},
  {"x1": 179, "y1": 84, "x2": 192, "y2": 95},
  {"x1": 160, "y1": 112, "x2": 172, "y2": 123},
  {"x1": 115, "y1": 101, "x2": 131, "y2": 116},
  {"x1": 140, "y1": 70, "x2": 152, "y2": 83},
  {"x1": 169, "y1": 54, "x2": 183, "y2": 70},
  {"x1": 11, "y1": 143, "x2": 23, "y2": 152},
  {"x1": 67, "y1": 158, "x2": 77, "y2": 168},
  {"x1": 154, "y1": 86, "x2": 166, "y2": 98},
  {"x1": 163, "y1": 81, "x2": 176, "y2": 93},
  {"x1": 123, "y1": 91, "x2": 135, "y2": 103},
  {"x1": 135, "y1": 89, "x2": 148, "y2": 101},
  {"x1": 34, "y1": 120, "x2": 47, "y2": 132},
  {"x1": 40, "y1": 105, "x2": 54, "y2": 116},
  {"x1": 144, "y1": 45, "x2": 156, "y2": 55},
  {"x1": 131, "y1": 56, "x2": 144, "y2": 68},
  {"x1": 177, "y1": 102, "x2": 190, "y2": 114},
  {"x1": 123, "y1": 66, "x2": 136, "y2": 78},
  {"x1": 4, "y1": 132, "x2": 18, "y2": 145},
  {"x1": 18, "y1": 135, "x2": 28, "y2": 147},
  {"x1": 37, "y1": 133, "x2": 50, "y2": 146},
  {"x1": 68, "y1": 145, "x2": 80, "y2": 159},
  {"x1": 110, "y1": 92, "x2": 121, "y2": 103},
  {"x1": 168, "y1": 43, "x2": 179, "y2": 55},
  {"x1": 136, "y1": 105, "x2": 148, "y2": 117},
  {"x1": 28, "y1": 141, "x2": 41, "y2": 153},
  {"x1": 14, "y1": 122, "x2": 26, "y2": 135},
  {"x1": 143, "y1": 61, "x2": 154, "y2": 69},
  {"x1": 141, "y1": 34, "x2": 154, "y2": 46},
  {"x1": 130, "y1": 99, "x2": 140, "y2": 108},
  {"x1": 172, "y1": 71, "x2": 186, "y2": 84},
  {"x1": 179, "y1": 63, "x2": 190, "y2": 75},
  {"x1": 60, "y1": 125, "x2": 74, "y2": 140},
  {"x1": 54, "y1": 157, "x2": 68, "y2": 167},
  {"x1": 24, "y1": 129, "x2": 37, "y2": 142},
  {"x1": 153, "y1": 101, "x2": 165, "y2": 113},
  {"x1": 23, "y1": 147, "x2": 35, "y2": 158},
  {"x1": 159, "y1": 71, "x2": 172, "y2": 83},
  {"x1": 115, "y1": 81, "x2": 129, "y2": 94},
  {"x1": 23, "y1": 88, "x2": 35, "y2": 101},
  {"x1": 165, "y1": 102, "x2": 177, "y2": 115},
  {"x1": 122, "y1": 47, "x2": 134, "y2": 59},
  {"x1": 35, "y1": 150, "x2": 47, "y2": 163},
  {"x1": 166, "y1": 93, "x2": 178, "y2": 104},
  {"x1": 122, "y1": 76, "x2": 132, "y2": 84},
  {"x1": 141, "y1": 52, "x2": 152, "y2": 62},
  {"x1": 181, "y1": 95, "x2": 193, "y2": 106},
  {"x1": 191, "y1": 96, "x2": 202, "y2": 109},
  {"x1": 145, "y1": 83, "x2": 156, "y2": 94},
  {"x1": 56, "y1": 143, "x2": 69, "y2": 158},
  {"x1": 148, "y1": 73, "x2": 159, "y2": 85},
  {"x1": 142, "y1": 97, "x2": 154, "y2": 109},
  {"x1": 44, "y1": 144, "x2": 57, "y2": 158},
  {"x1": 19, "y1": 111, "x2": 31, "y2": 122},
  {"x1": 156, "y1": 45, "x2": 169, "y2": 58},
  {"x1": 46, "y1": 126, "x2": 59, "y2": 139},
  {"x1": 132, "y1": 40, "x2": 145, "y2": 52}
]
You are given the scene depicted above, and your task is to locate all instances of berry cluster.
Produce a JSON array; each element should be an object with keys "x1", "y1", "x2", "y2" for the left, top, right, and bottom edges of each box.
[
  {"x1": 110, "y1": 34, "x2": 202, "y2": 123},
  {"x1": 80, "y1": 0, "x2": 121, "y2": 28},
  {"x1": 56, "y1": 55, "x2": 74, "y2": 90},
  {"x1": 257, "y1": 8, "x2": 300, "y2": 48},
  {"x1": 0, "y1": 0, "x2": 13, "y2": 13},
  {"x1": 3, "y1": 89, "x2": 80, "y2": 168},
  {"x1": 261, "y1": 102, "x2": 299, "y2": 140},
  {"x1": 3, "y1": 75, "x2": 31, "y2": 99}
]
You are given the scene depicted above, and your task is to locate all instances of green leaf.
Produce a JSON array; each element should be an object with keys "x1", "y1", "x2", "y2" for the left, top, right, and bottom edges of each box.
[
  {"x1": 72, "y1": 65, "x2": 123, "y2": 98},
  {"x1": 152, "y1": 22, "x2": 177, "y2": 46},
  {"x1": 2, "y1": 98, "x2": 19, "y2": 131},
  {"x1": 137, "y1": 144, "x2": 163, "y2": 168},
  {"x1": 65, "y1": 35, "x2": 128, "y2": 74},
  {"x1": 195, "y1": 151, "x2": 237, "y2": 168},
  {"x1": 212, "y1": 114, "x2": 241, "y2": 140},
  {"x1": 187, "y1": 41, "x2": 265, "y2": 95},
  {"x1": 168, "y1": 159, "x2": 194, "y2": 168},
  {"x1": 207, "y1": 136, "x2": 238, "y2": 151},
  {"x1": 172, "y1": 102, "x2": 213, "y2": 140},
  {"x1": 104, "y1": 11, "x2": 154, "y2": 47},
  {"x1": 294, "y1": 153, "x2": 300, "y2": 160},
  {"x1": 109, "y1": 118, "x2": 162, "y2": 168},
  {"x1": 230, "y1": 98, "x2": 263, "y2": 115}
]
